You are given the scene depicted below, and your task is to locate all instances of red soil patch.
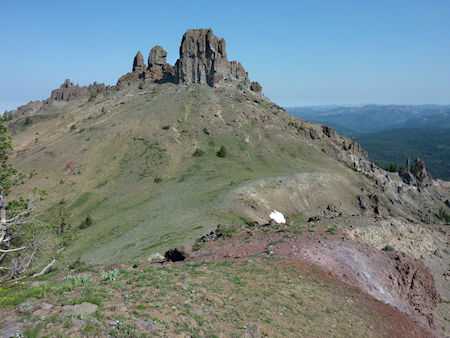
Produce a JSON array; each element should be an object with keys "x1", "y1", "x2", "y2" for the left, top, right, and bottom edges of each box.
[{"x1": 186, "y1": 231, "x2": 439, "y2": 337}]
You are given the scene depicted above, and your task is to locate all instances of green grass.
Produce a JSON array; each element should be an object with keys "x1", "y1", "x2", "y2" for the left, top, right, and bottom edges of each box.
[
  {"x1": 9, "y1": 83, "x2": 362, "y2": 267},
  {"x1": 0, "y1": 256, "x2": 403, "y2": 336}
]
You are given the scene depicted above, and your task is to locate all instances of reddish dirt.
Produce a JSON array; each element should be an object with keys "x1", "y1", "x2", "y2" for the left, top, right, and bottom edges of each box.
[
  {"x1": 186, "y1": 230, "x2": 439, "y2": 337},
  {"x1": 62, "y1": 160, "x2": 76, "y2": 172}
]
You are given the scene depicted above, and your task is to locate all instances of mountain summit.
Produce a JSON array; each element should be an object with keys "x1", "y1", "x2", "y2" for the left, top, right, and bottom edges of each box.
[
  {"x1": 2, "y1": 28, "x2": 449, "y2": 336},
  {"x1": 116, "y1": 28, "x2": 257, "y2": 90}
]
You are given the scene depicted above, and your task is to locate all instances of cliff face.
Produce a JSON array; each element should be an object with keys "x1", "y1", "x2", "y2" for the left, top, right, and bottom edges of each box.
[{"x1": 175, "y1": 29, "x2": 250, "y2": 87}]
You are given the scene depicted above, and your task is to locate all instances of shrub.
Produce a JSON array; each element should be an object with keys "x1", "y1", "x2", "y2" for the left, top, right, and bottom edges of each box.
[
  {"x1": 101, "y1": 269, "x2": 120, "y2": 282},
  {"x1": 383, "y1": 245, "x2": 395, "y2": 251},
  {"x1": 218, "y1": 224, "x2": 238, "y2": 238},
  {"x1": 193, "y1": 241, "x2": 206, "y2": 251},
  {"x1": 19, "y1": 302, "x2": 34, "y2": 314},
  {"x1": 88, "y1": 92, "x2": 97, "y2": 102},
  {"x1": 216, "y1": 145, "x2": 227, "y2": 158},
  {"x1": 24, "y1": 116, "x2": 33, "y2": 126},
  {"x1": 327, "y1": 227, "x2": 337, "y2": 234},
  {"x1": 70, "y1": 124, "x2": 77, "y2": 131},
  {"x1": 192, "y1": 148, "x2": 204, "y2": 157},
  {"x1": 162, "y1": 125, "x2": 170, "y2": 130},
  {"x1": 384, "y1": 162, "x2": 398, "y2": 173},
  {"x1": 79, "y1": 215, "x2": 94, "y2": 229},
  {"x1": 438, "y1": 207, "x2": 450, "y2": 223},
  {"x1": 66, "y1": 273, "x2": 91, "y2": 286},
  {"x1": 288, "y1": 121, "x2": 304, "y2": 131}
]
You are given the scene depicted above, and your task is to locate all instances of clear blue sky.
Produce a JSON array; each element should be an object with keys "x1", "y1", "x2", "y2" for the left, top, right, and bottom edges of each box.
[{"x1": 1, "y1": 0, "x2": 449, "y2": 112}]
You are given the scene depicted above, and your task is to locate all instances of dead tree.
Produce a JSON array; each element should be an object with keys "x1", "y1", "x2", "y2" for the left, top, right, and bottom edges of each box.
[{"x1": 0, "y1": 192, "x2": 43, "y2": 281}]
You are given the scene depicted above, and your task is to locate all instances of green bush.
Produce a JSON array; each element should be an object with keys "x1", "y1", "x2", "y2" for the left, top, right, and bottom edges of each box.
[
  {"x1": 162, "y1": 125, "x2": 170, "y2": 130},
  {"x1": 79, "y1": 215, "x2": 94, "y2": 229},
  {"x1": 288, "y1": 121, "x2": 304, "y2": 131},
  {"x1": 192, "y1": 148, "x2": 204, "y2": 157},
  {"x1": 383, "y1": 245, "x2": 395, "y2": 251},
  {"x1": 88, "y1": 92, "x2": 97, "y2": 102},
  {"x1": 216, "y1": 145, "x2": 227, "y2": 158},
  {"x1": 438, "y1": 207, "x2": 450, "y2": 223},
  {"x1": 66, "y1": 273, "x2": 91, "y2": 286},
  {"x1": 24, "y1": 116, "x2": 33, "y2": 126},
  {"x1": 193, "y1": 241, "x2": 206, "y2": 251},
  {"x1": 101, "y1": 269, "x2": 120, "y2": 282},
  {"x1": 326, "y1": 227, "x2": 337, "y2": 234}
]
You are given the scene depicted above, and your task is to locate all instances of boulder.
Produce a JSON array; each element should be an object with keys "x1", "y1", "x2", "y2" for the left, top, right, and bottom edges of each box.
[
  {"x1": 136, "y1": 320, "x2": 155, "y2": 333},
  {"x1": 0, "y1": 321, "x2": 24, "y2": 337},
  {"x1": 60, "y1": 302, "x2": 98, "y2": 318},
  {"x1": 164, "y1": 246, "x2": 192, "y2": 262},
  {"x1": 244, "y1": 324, "x2": 261, "y2": 338},
  {"x1": 147, "y1": 252, "x2": 165, "y2": 263}
]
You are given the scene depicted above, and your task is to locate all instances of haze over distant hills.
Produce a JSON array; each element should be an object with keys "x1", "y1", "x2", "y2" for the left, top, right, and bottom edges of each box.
[
  {"x1": 287, "y1": 105, "x2": 450, "y2": 180},
  {"x1": 286, "y1": 104, "x2": 450, "y2": 135}
]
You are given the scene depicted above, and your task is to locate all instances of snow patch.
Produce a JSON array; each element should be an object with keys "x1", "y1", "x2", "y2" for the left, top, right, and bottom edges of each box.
[{"x1": 269, "y1": 210, "x2": 286, "y2": 224}]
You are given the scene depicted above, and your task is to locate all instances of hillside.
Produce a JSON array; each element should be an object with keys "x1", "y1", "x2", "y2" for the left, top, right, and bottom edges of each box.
[
  {"x1": 353, "y1": 127, "x2": 450, "y2": 180},
  {"x1": 2, "y1": 28, "x2": 450, "y2": 336},
  {"x1": 287, "y1": 106, "x2": 450, "y2": 180}
]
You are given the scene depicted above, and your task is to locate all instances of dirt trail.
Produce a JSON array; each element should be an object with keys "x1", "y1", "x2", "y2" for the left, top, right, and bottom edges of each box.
[{"x1": 188, "y1": 230, "x2": 439, "y2": 336}]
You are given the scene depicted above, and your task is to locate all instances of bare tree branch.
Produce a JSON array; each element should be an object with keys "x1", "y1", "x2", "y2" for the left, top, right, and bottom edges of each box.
[
  {"x1": 0, "y1": 246, "x2": 28, "y2": 253},
  {"x1": 32, "y1": 259, "x2": 56, "y2": 277}
]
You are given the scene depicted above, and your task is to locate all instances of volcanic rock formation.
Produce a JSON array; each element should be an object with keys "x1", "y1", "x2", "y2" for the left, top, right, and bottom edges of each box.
[
  {"x1": 116, "y1": 28, "x2": 253, "y2": 89},
  {"x1": 147, "y1": 46, "x2": 175, "y2": 83},
  {"x1": 50, "y1": 79, "x2": 106, "y2": 101},
  {"x1": 400, "y1": 157, "x2": 433, "y2": 188},
  {"x1": 174, "y1": 29, "x2": 250, "y2": 87},
  {"x1": 132, "y1": 51, "x2": 146, "y2": 73}
]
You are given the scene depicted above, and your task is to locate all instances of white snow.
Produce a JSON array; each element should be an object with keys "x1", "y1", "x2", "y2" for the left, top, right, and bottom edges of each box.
[{"x1": 269, "y1": 210, "x2": 286, "y2": 224}]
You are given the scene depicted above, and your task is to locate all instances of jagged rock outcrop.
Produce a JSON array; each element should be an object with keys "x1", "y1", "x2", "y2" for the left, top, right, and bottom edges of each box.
[
  {"x1": 116, "y1": 28, "x2": 256, "y2": 90},
  {"x1": 132, "y1": 51, "x2": 146, "y2": 73},
  {"x1": 50, "y1": 79, "x2": 106, "y2": 101},
  {"x1": 410, "y1": 158, "x2": 433, "y2": 187},
  {"x1": 148, "y1": 46, "x2": 167, "y2": 67},
  {"x1": 400, "y1": 157, "x2": 433, "y2": 188},
  {"x1": 146, "y1": 46, "x2": 175, "y2": 83},
  {"x1": 250, "y1": 81, "x2": 262, "y2": 93},
  {"x1": 117, "y1": 51, "x2": 147, "y2": 88},
  {"x1": 174, "y1": 29, "x2": 250, "y2": 87}
]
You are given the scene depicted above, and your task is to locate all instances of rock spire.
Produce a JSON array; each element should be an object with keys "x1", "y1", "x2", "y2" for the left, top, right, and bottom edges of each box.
[
  {"x1": 132, "y1": 51, "x2": 146, "y2": 73},
  {"x1": 174, "y1": 29, "x2": 250, "y2": 87},
  {"x1": 400, "y1": 157, "x2": 433, "y2": 188},
  {"x1": 118, "y1": 28, "x2": 257, "y2": 90}
]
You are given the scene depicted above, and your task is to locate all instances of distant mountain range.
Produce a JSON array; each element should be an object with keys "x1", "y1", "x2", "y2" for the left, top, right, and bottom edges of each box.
[
  {"x1": 287, "y1": 105, "x2": 450, "y2": 180},
  {"x1": 286, "y1": 104, "x2": 450, "y2": 136}
]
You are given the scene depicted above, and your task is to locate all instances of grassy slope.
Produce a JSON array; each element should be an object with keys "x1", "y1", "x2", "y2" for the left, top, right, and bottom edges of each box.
[
  {"x1": 10, "y1": 84, "x2": 362, "y2": 265},
  {"x1": 0, "y1": 256, "x2": 424, "y2": 337}
]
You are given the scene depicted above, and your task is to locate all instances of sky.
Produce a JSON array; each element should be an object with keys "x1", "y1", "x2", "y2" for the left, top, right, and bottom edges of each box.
[{"x1": 1, "y1": 0, "x2": 449, "y2": 112}]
